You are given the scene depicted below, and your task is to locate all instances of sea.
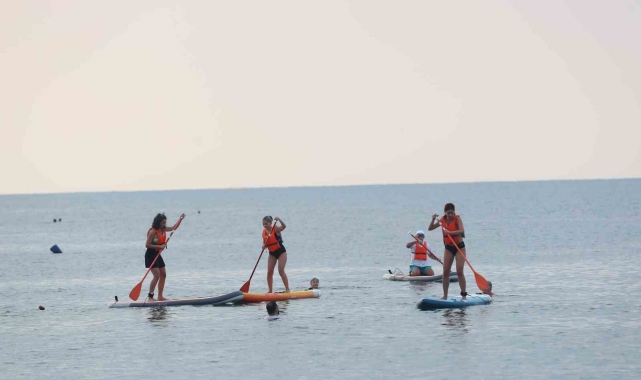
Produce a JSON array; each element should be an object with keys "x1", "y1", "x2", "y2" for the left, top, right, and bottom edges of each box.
[{"x1": 1, "y1": 179, "x2": 640, "y2": 379}]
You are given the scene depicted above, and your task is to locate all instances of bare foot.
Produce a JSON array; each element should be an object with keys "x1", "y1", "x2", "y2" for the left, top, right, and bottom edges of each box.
[
  {"x1": 462, "y1": 296, "x2": 467, "y2": 301},
  {"x1": 157, "y1": 297, "x2": 168, "y2": 301},
  {"x1": 147, "y1": 297, "x2": 156, "y2": 302},
  {"x1": 284, "y1": 289, "x2": 290, "y2": 293},
  {"x1": 440, "y1": 295, "x2": 448, "y2": 300}
]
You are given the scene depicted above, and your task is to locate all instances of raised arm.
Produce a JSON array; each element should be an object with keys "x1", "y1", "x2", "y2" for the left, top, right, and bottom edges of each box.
[
  {"x1": 274, "y1": 217, "x2": 286, "y2": 233},
  {"x1": 406, "y1": 241, "x2": 417, "y2": 249},
  {"x1": 427, "y1": 214, "x2": 440, "y2": 231},
  {"x1": 165, "y1": 213, "x2": 186, "y2": 232}
]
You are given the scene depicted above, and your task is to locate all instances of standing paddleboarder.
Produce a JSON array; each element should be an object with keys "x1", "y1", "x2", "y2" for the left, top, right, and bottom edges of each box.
[
  {"x1": 428, "y1": 203, "x2": 467, "y2": 300},
  {"x1": 145, "y1": 213, "x2": 185, "y2": 301}
]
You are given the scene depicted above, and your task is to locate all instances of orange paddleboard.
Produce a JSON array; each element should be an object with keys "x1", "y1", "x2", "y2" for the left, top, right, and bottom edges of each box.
[{"x1": 241, "y1": 289, "x2": 320, "y2": 303}]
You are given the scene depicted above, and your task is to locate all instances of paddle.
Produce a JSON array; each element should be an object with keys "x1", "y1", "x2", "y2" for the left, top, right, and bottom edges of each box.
[
  {"x1": 129, "y1": 215, "x2": 185, "y2": 301},
  {"x1": 407, "y1": 231, "x2": 444, "y2": 265},
  {"x1": 239, "y1": 220, "x2": 278, "y2": 293},
  {"x1": 438, "y1": 219, "x2": 490, "y2": 291}
]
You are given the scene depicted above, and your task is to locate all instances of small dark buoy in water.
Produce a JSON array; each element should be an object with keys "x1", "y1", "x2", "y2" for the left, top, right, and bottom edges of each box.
[
  {"x1": 198, "y1": 210, "x2": 201, "y2": 214},
  {"x1": 53, "y1": 219, "x2": 57, "y2": 223},
  {"x1": 39, "y1": 306, "x2": 45, "y2": 310},
  {"x1": 50, "y1": 244, "x2": 62, "y2": 254},
  {"x1": 58, "y1": 218, "x2": 62, "y2": 222}
]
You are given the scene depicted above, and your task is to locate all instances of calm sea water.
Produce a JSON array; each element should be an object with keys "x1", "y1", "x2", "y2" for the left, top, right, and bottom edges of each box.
[{"x1": 1, "y1": 180, "x2": 640, "y2": 379}]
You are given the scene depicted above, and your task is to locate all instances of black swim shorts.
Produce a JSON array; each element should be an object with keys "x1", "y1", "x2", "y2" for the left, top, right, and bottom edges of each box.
[
  {"x1": 145, "y1": 250, "x2": 166, "y2": 268},
  {"x1": 444, "y1": 241, "x2": 465, "y2": 255}
]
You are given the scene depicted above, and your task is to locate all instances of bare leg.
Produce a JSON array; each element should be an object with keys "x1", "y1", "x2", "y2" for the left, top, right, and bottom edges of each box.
[
  {"x1": 149, "y1": 268, "x2": 160, "y2": 300},
  {"x1": 426, "y1": 267, "x2": 435, "y2": 276},
  {"x1": 410, "y1": 267, "x2": 421, "y2": 276},
  {"x1": 441, "y1": 250, "x2": 455, "y2": 299},
  {"x1": 277, "y1": 253, "x2": 290, "y2": 292},
  {"x1": 157, "y1": 267, "x2": 168, "y2": 301},
  {"x1": 267, "y1": 255, "x2": 277, "y2": 293},
  {"x1": 455, "y1": 248, "x2": 467, "y2": 300}
]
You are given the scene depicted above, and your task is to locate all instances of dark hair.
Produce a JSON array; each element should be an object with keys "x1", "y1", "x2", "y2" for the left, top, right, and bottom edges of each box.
[
  {"x1": 266, "y1": 301, "x2": 278, "y2": 316},
  {"x1": 263, "y1": 215, "x2": 273, "y2": 223},
  {"x1": 152, "y1": 213, "x2": 167, "y2": 229},
  {"x1": 444, "y1": 203, "x2": 455, "y2": 212}
]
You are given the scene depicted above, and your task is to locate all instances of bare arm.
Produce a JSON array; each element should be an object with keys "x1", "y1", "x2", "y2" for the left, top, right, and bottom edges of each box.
[
  {"x1": 427, "y1": 252, "x2": 443, "y2": 264},
  {"x1": 165, "y1": 213, "x2": 186, "y2": 232},
  {"x1": 427, "y1": 214, "x2": 440, "y2": 231},
  {"x1": 274, "y1": 217, "x2": 286, "y2": 233},
  {"x1": 406, "y1": 241, "x2": 417, "y2": 249}
]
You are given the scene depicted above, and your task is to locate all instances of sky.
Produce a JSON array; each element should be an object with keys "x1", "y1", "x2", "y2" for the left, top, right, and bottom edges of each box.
[{"x1": 1, "y1": 0, "x2": 640, "y2": 195}]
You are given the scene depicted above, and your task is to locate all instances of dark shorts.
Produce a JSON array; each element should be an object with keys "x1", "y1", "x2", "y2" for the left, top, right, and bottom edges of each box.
[
  {"x1": 145, "y1": 250, "x2": 166, "y2": 268},
  {"x1": 269, "y1": 245, "x2": 286, "y2": 259},
  {"x1": 444, "y1": 241, "x2": 465, "y2": 255}
]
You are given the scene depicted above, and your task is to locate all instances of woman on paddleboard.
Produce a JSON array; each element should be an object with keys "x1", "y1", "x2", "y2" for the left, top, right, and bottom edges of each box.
[
  {"x1": 428, "y1": 203, "x2": 467, "y2": 300},
  {"x1": 145, "y1": 213, "x2": 185, "y2": 301},
  {"x1": 262, "y1": 216, "x2": 290, "y2": 293},
  {"x1": 405, "y1": 230, "x2": 443, "y2": 276}
]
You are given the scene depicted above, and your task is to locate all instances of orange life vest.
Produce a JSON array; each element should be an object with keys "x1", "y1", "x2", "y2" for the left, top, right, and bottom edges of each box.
[
  {"x1": 441, "y1": 215, "x2": 462, "y2": 244},
  {"x1": 148, "y1": 228, "x2": 166, "y2": 250},
  {"x1": 413, "y1": 240, "x2": 428, "y2": 261},
  {"x1": 262, "y1": 228, "x2": 282, "y2": 252}
]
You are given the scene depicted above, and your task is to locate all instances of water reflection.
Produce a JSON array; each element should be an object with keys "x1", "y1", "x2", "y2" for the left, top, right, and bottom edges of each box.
[
  {"x1": 441, "y1": 309, "x2": 469, "y2": 332},
  {"x1": 409, "y1": 281, "x2": 436, "y2": 296},
  {"x1": 147, "y1": 307, "x2": 170, "y2": 323},
  {"x1": 274, "y1": 300, "x2": 289, "y2": 315}
]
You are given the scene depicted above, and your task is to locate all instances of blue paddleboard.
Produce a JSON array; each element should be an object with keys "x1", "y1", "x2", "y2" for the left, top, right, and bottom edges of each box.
[{"x1": 417, "y1": 294, "x2": 492, "y2": 310}]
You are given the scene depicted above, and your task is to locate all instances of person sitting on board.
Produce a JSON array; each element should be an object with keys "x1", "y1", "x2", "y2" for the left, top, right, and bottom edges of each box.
[
  {"x1": 144, "y1": 213, "x2": 185, "y2": 301},
  {"x1": 308, "y1": 277, "x2": 319, "y2": 290},
  {"x1": 262, "y1": 216, "x2": 290, "y2": 293},
  {"x1": 428, "y1": 203, "x2": 468, "y2": 300},
  {"x1": 406, "y1": 230, "x2": 442, "y2": 276},
  {"x1": 265, "y1": 301, "x2": 280, "y2": 320}
]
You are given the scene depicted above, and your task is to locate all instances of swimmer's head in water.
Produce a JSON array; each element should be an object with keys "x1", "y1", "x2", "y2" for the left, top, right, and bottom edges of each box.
[{"x1": 266, "y1": 301, "x2": 279, "y2": 316}]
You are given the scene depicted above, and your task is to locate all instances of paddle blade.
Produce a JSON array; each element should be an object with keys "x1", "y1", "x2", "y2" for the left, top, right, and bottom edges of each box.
[
  {"x1": 129, "y1": 282, "x2": 143, "y2": 301},
  {"x1": 239, "y1": 281, "x2": 250, "y2": 293},
  {"x1": 474, "y1": 272, "x2": 490, "y2": 292}
]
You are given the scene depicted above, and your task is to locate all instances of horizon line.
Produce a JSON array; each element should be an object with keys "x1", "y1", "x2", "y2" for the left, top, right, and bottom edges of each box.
[{"x1": 1, "y1": 175, "x2": 639, "y2": 197}]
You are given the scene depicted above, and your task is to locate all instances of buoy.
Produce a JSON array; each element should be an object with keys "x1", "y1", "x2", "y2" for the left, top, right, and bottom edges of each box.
[
  {"x1": 50, "y1": 244, "x2": 62, "y2": 254},
  {"x1": 53, "y1": 219, "x2": 57, "y2": 223},
  {"x1": 58, "y1": 218, "x2": 62, "y2": 222},
  {"x1": 39, "y1": 306, "x2": 45, "y2": 310},
  {"x1": 198, "y1": 210, "x2": 201, "y2": 214}
]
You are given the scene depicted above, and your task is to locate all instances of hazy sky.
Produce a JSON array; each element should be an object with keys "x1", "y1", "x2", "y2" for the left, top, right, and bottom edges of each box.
[{"x1": 1, "y1": 1, "x2": 640, "y2": 195}]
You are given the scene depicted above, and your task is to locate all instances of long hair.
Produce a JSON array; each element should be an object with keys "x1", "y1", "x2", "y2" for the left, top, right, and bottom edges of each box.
[{"x1": 152, "y1": 213, "x2": 167, "y2": 229}]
